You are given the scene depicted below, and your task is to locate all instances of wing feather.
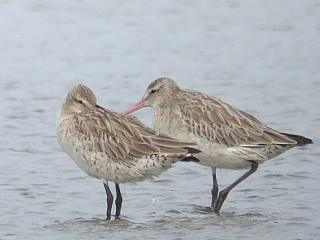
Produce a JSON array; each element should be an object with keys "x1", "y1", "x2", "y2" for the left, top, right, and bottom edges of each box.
[
  {"x1": 179, "y1": 90, "x2": 296, "y2": 147},
  {"x1": 73, "y1": 107, "x2": 197, "y2": 161}
]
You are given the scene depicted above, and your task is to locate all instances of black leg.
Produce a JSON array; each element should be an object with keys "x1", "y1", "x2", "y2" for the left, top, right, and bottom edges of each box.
[
  {"x1": 115, "y1": 183, "x2": 123, "y2": 219},
  {"x1": 215, "y1": 161, "x2": 258, "y2": 214},
  {"x1": 103, "y1": 182, "x2": 113, "y2": 221},
  {"x1": 211, "y1": 167, "x2": 219, "y2": 211}
]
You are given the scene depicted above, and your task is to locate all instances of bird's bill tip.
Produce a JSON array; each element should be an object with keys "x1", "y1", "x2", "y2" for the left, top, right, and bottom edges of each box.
[{"x1": 122, "y1": 101, "x2": 145, "y2": 115}]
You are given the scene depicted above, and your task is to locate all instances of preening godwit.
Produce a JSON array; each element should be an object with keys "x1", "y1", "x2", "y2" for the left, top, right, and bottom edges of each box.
[
  {"x1": 57, "y1": 84, "x2": 199, "y2": 220},
  {"x1": 122, "y1": 77, "x2": 313, "y2": 214}
]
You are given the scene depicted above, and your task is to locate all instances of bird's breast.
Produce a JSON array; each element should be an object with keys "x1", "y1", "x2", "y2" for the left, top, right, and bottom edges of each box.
[{"x1": 153, "y1": 108, "x2": 183, "y2": 135}]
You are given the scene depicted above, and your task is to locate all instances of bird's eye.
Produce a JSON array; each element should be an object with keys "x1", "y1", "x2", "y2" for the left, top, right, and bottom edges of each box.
[
  {"x1": 78, "y1": 100, "x2": 84, "y2": 104},
  {"x1": 150, "y1": 89, "x2": 157, "y2": 94}
]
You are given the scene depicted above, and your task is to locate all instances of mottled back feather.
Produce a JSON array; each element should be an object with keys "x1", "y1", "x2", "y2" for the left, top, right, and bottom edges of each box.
[
  {"x1": 177, "y1": 89, "x2": 297, "y2": 147},
  {"x1": 72, "y1": 105, "x2": 197, "y2": 161}
]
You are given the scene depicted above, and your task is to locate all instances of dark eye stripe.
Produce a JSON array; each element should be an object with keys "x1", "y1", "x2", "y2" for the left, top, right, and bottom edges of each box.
[{"x1": 151, "y1": 88, "x2": 161, "y2": 94}]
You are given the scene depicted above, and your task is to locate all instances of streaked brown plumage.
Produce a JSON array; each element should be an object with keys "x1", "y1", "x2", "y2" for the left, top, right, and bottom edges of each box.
[
  {"x1": 57, "y1": 83, "x2": 199, "y2": 220},
  {"x1": 122, "y1": 77, "x2": 312, "y2": 214}
]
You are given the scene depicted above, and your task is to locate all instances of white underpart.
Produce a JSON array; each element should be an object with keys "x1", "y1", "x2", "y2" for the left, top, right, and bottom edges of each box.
[
  {"x1": 57, "y1": 114, "x2": 179, "y2": 183},
  {"x1": 153, "y1": 109, "x2": 290, "y2": 170}
]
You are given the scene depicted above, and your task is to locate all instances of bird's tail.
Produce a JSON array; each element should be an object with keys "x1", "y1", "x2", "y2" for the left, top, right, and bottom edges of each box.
[
  {"x1": 183, "y1": 147, "x2": 201, "y2": 154},
  {"x1": 179, "y1": 147, "x2": 201, "y2": 162},
  {"x1": 281, "y1": 133, "x2": 313, "y2": 146},
  {"x1": 180, "y1": 156, "x2": 200, "y2": 162}
]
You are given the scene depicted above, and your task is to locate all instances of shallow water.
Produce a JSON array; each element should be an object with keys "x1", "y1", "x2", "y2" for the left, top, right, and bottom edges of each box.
[{"x1": 0, "y1": 0, "x2": 319, "y2": 239}]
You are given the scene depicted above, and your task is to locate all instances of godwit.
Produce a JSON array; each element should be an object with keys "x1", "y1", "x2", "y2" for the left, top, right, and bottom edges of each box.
[
  {"x1": 57, "y1": 84, "x2": 199, "y2": 220},
  {"x1": 122, "y1": 77, "x2": 313, "y2": 214}
]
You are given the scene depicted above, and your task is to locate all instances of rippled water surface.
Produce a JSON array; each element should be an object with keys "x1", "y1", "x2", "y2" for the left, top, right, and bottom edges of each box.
[{"x1": 1, "y1": 0, "x2": 319, "y2": 239}]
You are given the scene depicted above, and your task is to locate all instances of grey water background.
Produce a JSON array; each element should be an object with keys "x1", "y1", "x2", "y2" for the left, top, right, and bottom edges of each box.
[{"x1": 0, "y1": 0, "x2": 319, "y2": 239}]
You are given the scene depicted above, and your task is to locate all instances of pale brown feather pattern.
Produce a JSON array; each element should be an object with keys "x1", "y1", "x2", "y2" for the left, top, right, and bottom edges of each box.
[
  {"x1": 178, "y1": 90, "x2": 296, "y2": 147},
  {"x1": 73, "y1": 107, "x2": 195, "y2": 162}
]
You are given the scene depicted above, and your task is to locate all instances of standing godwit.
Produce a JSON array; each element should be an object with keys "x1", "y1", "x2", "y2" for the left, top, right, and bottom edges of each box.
[
  {"x1": 122, "y1": 77, "x2": 313, "y2": 214},
  {"x1": 57, "y1": 84, "x2": 199, "y2": 220}
]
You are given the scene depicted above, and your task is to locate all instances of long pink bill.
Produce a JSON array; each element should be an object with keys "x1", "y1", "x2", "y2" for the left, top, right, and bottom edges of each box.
[{"x1": 122, "y1": 101, "x2": 145, "y2": 115}]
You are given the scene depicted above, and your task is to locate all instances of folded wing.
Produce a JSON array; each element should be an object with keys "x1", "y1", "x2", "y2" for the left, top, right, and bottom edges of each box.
[
  {"x1": 73, "y1": 106, "x2": 198, "y2": 162},
  {"x1": 179, "y1": 90, "x2": 297, "y2": 147}
]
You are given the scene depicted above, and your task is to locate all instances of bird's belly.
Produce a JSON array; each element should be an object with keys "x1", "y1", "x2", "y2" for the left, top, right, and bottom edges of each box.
[
  {"x1": 58, "y1": 136, "x2": 104, "y2": 178},
  {"x1": 193, "y1": 141, "x2": 290, "y2": 169},
  {"x1": 58, "y1": 135, "x2": 176, "y2": 183},
  {"x1": 154, "y1": 121, "x2": 292, "y2": 170},
  {"x1": 193, "y1": 142, "x2": 253, "y2": 170},
  {"x1": 155, "y1": 124, "x2": 254, "y2": 169}
]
